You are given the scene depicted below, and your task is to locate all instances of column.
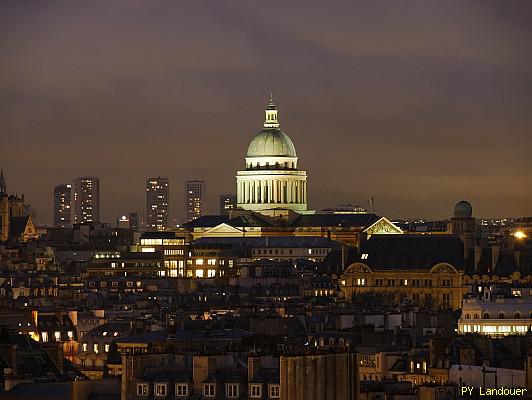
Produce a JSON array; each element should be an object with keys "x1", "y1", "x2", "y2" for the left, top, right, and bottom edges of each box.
[{"x1": 260, "y1": 180, "x2": 265, "y2": 203}]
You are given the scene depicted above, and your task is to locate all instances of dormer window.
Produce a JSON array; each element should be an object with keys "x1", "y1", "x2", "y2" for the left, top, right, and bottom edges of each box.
[
  {"x1": 175, "y1": 383, "x2": 188, "y2": 397},
  {"x1": 269, "y1": 384, "x2": 280, "y2": 398},
  {"x1": 154, "y1": 383, "x2": 167, "y2": 397},
  {"x1": 249, "y1": 384, "x2": 262, "y2": 398},
  {"x1": 226, "y1": 383, "x2": 239, "y2": 398},
  {"x1": 203, "y1": 384, "x2": 215, "y2": 397}
]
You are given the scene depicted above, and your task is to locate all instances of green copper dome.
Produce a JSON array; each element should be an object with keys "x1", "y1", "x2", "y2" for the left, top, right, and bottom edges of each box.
[
  {"x1": 246, "y1": 96, "x2": 297, "y2": 158},
  {"x1": 247, "y1": 129, "x2": 297, "y2": 158},
  {"x1": 454, "y1": 200, "x2": 473, "y2": 218}
]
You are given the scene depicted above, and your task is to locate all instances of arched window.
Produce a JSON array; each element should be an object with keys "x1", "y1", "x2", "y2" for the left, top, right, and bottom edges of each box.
[
  {"x1": 464, "y1": 314, "x2": 470, "y2": 319},
  {"x1": 514, "y1": 312, "x2": 521, "y2": 319},
  {"x1": 498, "y1": 313, "x2": 504, "y2": 319},
  {"x1": 483, "y1": 312, "x2": 490, "y2": 319},
  {"x1": 474, "y1": 314, "x2": 479, "y2": 319}
]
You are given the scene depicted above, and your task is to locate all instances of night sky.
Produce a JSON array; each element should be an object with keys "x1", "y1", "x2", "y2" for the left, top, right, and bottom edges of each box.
[{"x1": 1, "y1": 1, "x2": 531, "y2": 224}]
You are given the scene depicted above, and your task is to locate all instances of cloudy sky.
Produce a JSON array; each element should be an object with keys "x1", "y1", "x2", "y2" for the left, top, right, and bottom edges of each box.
[{"x1": 1, "y1": 0, "x2": 531, "y2": 224}]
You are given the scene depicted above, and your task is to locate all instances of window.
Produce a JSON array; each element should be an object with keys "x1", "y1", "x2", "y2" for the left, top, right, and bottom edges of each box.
[
  {"x1": 42, "y1": 332, "x2": 49, "y2": 342},
  {"x1": 54, "y1": 331, "x2": 61, "y2": 342},
  {"x1": 207, "y1": 269, "x2": 216, "y2": 278},
  {"x1": 203, "y1": 384, "x2": 215, "y2": 397},
  {"x1": 136, "y1": 383, "x2": 148, "y2": 396},
  {"x1": 269, "y1": 384, "x2": 280, "y2": 398},
  {"x1": 424, "y1": 279, "x2": 432, "y2": 287},
  {"x1": 93, "y1": 343, "x2": 99, "y2": 354},
  {"x1": 250, "y1": 384, "x2": 262, "y2": 398},
  {"x1": 176, "y1": 384, "x2": 188, "y2": 396},
  {"x1": 195, "y1": 269, "x2": 204, "y2": 278},
  {"x1": 483, "y1": 312, "x2": 490, "y2": 319},
  {"x1": 387, "y1": 279, "x2": 395, "y2": 286},
  {"x1": 498, "y1": 313, "x2": 505, "y2": 319},
  {"x1": 82, "y1": 342, "x2": 88, "y2": 352},
  {"x1": 105, "y1": 344, "x2": 110, "y2": 353},
  {"x1": 155, "y1": 383, "x2": 167, "y2": 396},
  {"x1": 514, "y1": 312, "x2": 521, "y2": 319},
  {"x1": 226, "y1": 384, "x2": 239, "y2": 398}
]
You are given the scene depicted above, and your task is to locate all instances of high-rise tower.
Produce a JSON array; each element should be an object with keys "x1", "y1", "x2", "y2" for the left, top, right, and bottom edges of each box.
[{"x1": 146, "y1": 177, "x2": 169, "y2": 231}]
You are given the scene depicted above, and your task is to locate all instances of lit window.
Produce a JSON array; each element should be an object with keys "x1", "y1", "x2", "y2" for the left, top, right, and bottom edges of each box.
[
  {"x1": 82, "y1": 342, "x2": 88, "y2": 352},
  {"x1": 105, "y1": 344, "x2": 110, "y2": 353},
  {"x1": 54, "y1": 331, "x2": 61, "y2": 342},
  {"x1": 196, "y1": 259, "x2": 204, "y2": 265},
  {"x1": 361, "y1": 253, "x2": 368, "y2": 260},
  {"x1": 93, "y1": 343, "x2": 99, "y2": 354},
  {"x1": 195, "y1": 269, "x2": 204, "y2": 278},
  {"x1": 42, "y1": 332, "x2": 49, "y2": 342}
]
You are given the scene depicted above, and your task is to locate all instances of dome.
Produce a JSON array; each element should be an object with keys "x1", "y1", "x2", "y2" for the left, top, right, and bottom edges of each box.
[
  {"x1": 454, "y1": 200, "x2": 473, "y2": 218},
  {"x1": 247, "y1": 129, "x2": 297, "y2": 158}
]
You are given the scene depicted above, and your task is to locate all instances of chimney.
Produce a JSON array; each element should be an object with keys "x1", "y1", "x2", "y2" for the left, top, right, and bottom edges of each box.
[
  {"x1": 474, "y1": 246, "x2": 482, "y2": 272},
  {"x1": 248, "y1": 355, "x2": 262, "y2": 382},
  {"x1": 491, "y1": 246, "x2": 500, "y2": 271},
  {"x1": 68, "y1": 310, "x2": 78, "y2": 326}
]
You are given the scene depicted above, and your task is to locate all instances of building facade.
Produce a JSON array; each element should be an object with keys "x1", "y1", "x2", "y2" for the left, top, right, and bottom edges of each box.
[
  {"x1": 185, "y1": 180, "x2": 206, "y2": 222},
  {"x1": 236, "y1": 97, "x2": 308, "y2": 212},
  {"x1": 146, "y1": 177, "x2": 169, "y2": 231},
  {"x1": 53, "y1": 184, "x2": 72, "y2": 227},
  {"x1": 73, "y1": 176, "x2": 100, "y2": 224}
]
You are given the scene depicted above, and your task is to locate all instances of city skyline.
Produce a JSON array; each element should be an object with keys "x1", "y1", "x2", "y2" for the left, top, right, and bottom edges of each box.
[{"x1": 1, "y1": 1, "x2": 531, "y2": 224}]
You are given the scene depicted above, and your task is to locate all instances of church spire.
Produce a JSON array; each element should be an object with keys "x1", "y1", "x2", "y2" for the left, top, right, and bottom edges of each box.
[{"x1": 264, "y1": 94, "x2": 280, "y2": 129}]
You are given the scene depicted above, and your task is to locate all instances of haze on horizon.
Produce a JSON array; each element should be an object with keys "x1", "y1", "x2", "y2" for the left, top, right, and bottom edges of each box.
[{"x1": 1, "y1": 0, "x2": 531, "y2": 225}]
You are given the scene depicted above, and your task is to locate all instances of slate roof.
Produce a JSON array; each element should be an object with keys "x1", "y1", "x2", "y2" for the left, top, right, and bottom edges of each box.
[
  {"x1": 192, "y1": 236, "x2": 335, "y2": 248},
  {"x1": 0, "y1": 382, "x2": 71, "y2": 398},
  {"x1": 359, "y1": 234, "x2": 464, "y2": 270},
  {"x1": 183, "y1": 212, "x2": 381, "y2": 229}
]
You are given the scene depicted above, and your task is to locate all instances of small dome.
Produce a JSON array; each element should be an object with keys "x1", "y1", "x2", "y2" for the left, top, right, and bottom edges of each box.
[
  {"x1": 247, "y1": 129, "x2": 297, "y2": 158},
  {"x1": 454, "y1": 200, "x2": 473, "y2": 218}
]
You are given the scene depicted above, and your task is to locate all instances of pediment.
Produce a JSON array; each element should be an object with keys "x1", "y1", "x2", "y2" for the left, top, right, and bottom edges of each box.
[
  {"x1": 202, "y1": 223, "x2": 244, "y2": 237},
  {"x1": 363, "y1": 217, "x2": 403, "y2": 237}
]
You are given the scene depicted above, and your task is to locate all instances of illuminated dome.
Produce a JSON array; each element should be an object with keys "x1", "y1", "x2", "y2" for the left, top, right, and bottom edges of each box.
[
  {"x1": 247, "y1": 129, "x2": 296, "y2": 158},
  {"x1": 454, "y1": 200, "x2": 473, "y2": 218},
  {"x1": 236, "y1": 96, "x2": 308, "y2": 213}
]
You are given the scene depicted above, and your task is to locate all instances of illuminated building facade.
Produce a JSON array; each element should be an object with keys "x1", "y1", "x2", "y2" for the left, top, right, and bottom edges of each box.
[
  {"x1": 219, "y1": 194, "x2": 237, "y2": 216},
  {"x1": 146, "y1": 176, "x2": 169, "y2": 231},
  {"x1": 236, "y1": 97, "x2": 308, "y2": 212},
  {"x1": 139, "y1": 232, "x2": 187, "y2": 277},
  {"x1": 340, "y1": 235, "x2": 465, "y2": 311},
  {"x1": 74, "y1": 176, "x2": 100, "y2": 223},
  {"x1": 53, "y1": 183, "x2": 72, "y2": 227},
  {"x1": 185, "y1": 180, "x2": 205, "y2": 222},
  {"x1": 457, "y1": 298, "x2": 532, "y2": 336}
]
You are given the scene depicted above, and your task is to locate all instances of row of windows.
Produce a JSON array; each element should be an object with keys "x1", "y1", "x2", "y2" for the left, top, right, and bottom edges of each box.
[
  {"x1": 81, "y1": 342, "x2": 111, "y2": 353},
  {"x1": 355, "y1": 278, "x2": 453, "y2": 287},
  {"x1": 135, "y1": 382, "x2": 280, "y2": 398},
  {"x1": 464, "y1": 312, "x2": 532, "y2": 319},
  {"x1": 88, "y1": 281, "x2": 141, "y2": 288}
]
